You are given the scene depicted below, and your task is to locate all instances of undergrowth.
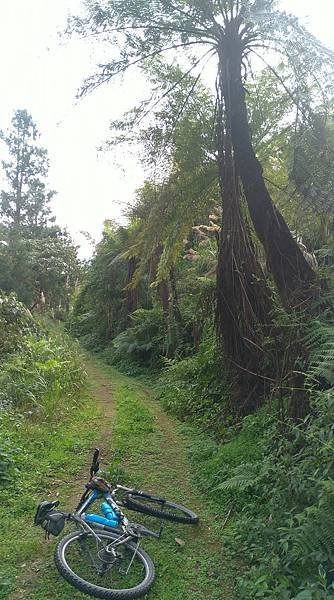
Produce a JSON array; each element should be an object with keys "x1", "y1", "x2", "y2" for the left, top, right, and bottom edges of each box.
[
  {"x1": 0, "y1": 295, "x2": 91, "y2": 597},
  {"x1": 157, "y1": 333, "x2": 233, "y2": 435},
  {"x1": 101, "y1": 308, "x2": 166, "y2": 376},
  {"x1": 0, "y1": 291, "x2": 40, "y2": 362},
  {"x1": 0, "y1": 335, "x2": 84, "y2": 411},
  {"x1": 0, "y1": 295, "x2": 87, "y2": 495},
  {"x1": 158, "y1": 312, "x2": 334, "y2": 598}
]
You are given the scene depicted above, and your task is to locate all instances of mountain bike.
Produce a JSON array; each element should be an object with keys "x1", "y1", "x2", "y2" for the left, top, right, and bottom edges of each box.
[{"x1": 34, "y1": 448, "x2": 198, "y2": 599}]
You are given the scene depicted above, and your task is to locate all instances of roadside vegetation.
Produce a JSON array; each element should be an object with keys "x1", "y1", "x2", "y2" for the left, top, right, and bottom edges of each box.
[
  {"x1": 1, "y1": 1, "x2": 334, "y2": 599},
  {"x1": 0, "y1": 295, "x2": 92, "y2": 598}
]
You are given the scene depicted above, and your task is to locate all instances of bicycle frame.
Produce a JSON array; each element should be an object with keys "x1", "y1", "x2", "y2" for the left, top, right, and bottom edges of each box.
[
  {"x1": 76, "y1": 489, "x2": 127, "y2": 529},
  {"x1": 72, "y1": 448, "x2": 165, "y2": 538},
  {"x1": 71, "y1": 485, "x2": 163, "y2": 545}
]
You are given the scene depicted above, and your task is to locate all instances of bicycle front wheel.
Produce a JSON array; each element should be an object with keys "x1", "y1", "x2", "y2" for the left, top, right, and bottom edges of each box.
[
  {"x1": 55, "y1": 530, "x2": 155, "y2": 600},
  {"x1": 124, "y1": 493, "x2": 199, "y2": 524}
]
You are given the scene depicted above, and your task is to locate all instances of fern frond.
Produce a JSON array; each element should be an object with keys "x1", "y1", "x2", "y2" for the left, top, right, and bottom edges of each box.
[
  {"x1": 304, "y1": 319, "x2": 334, "y2": 386},
  {"x1": 215, "y1": 463, "x2": 261, "y2": 492}
]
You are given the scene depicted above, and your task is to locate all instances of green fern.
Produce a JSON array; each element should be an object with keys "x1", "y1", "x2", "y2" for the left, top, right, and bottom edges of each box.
[
  {"x1": 280, "y1": 480, "x2": 334, "y2": 568},
  {"x1": 304, "y1": 319, "x2": 334, "y2": 385},
  {"x1": 215, "y1": 462, "x2": 261, "y2": 492}
]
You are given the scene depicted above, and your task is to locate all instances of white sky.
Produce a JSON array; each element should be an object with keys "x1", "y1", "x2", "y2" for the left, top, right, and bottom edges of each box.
[{"x1": 0, "y1": 1, "x2": 333, "y2": 257}]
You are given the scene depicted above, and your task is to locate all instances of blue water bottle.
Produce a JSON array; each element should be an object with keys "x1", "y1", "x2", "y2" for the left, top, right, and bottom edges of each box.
[{"x1": 100, "y1": 502, "x2": 120, "y2": 527}]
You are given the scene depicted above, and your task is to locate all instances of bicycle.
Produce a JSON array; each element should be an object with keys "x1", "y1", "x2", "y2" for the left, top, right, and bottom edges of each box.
[{"x1": 34, "y1": 448, "x2": 199, "y2": 599}]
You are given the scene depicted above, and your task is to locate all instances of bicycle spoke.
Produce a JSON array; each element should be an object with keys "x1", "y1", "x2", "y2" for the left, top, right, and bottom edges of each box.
[
  {"x1": 78, "y1": 537, "x2": 100, "y2": 572},
  {"x1": 63, "y1": 533, "x2": 147, "y2": 589}
]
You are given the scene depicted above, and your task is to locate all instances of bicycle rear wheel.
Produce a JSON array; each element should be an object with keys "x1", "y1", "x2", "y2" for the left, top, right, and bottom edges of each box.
[
  {"x1": 55, "y1": 530, "x2": 155, "y2": 599},
  {"x1": 124, "y1": 493, "x2": 199, "y2": 524}
]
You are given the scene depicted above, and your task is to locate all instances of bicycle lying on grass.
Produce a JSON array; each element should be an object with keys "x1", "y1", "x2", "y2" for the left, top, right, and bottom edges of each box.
[{"x1": 34, "y1": 448, "x2": 199, "y2": 599}]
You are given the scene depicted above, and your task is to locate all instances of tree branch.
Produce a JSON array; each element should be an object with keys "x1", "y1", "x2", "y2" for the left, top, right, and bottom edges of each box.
[{"x1": 79, "y1": 40, "x2": 213, "y2": 96}]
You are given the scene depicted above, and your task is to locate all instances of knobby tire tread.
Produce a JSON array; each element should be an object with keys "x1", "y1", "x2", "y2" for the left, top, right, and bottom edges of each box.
[
  {"x1": 54, "y1": 530, "x2": 155, "y2": 600},
  {"x1": 124, "y1": 495, "x2": 199, "y2": 524}
]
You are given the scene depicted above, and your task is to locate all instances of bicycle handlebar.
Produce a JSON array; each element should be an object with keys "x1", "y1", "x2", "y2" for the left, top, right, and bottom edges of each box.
[
  {"x1": 113, "y1": 485, "x2": 165, "y2": 504},
  {"x1": 90, "y1": 448, "x2": 100, "y2": 478}
]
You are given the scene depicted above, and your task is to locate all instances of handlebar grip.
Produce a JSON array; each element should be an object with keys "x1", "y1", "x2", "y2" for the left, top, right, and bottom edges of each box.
[
  {"x1": 137, "y1": 491, "x2": 165, "y2": 503},
  {"x1": 90, "y1": 448, "x2": 100, "y2": 478}
]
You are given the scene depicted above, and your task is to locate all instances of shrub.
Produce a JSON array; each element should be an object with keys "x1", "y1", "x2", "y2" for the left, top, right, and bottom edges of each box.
[
  {"x1": 181, "y1": 391, "x2": 334, "y2": 597},
  {"x1": 0, "y1": 293, "x2": 86, "y2": 482},
  {"x1": 0, "y1": 292, "x2": 39, "y2": 361},
  {"x1": 0, "y1": 335, "x2": 86, "y2": 411},
  {"x1": 304, "y1": 317, "x2": 334, "y2": 386},
  {"x1": 159, "y1": 312, "x2": 334, "y2": 596},
  {"x1": 228, "y1": 391, "x2": 334, "y2": 598},
  {"x1": 184, "y1": 408, "x2": 271, "y2": 507},
  {"x1": 66, "y1": 310, "x2": 106, "y2": 350},
  {"x1": 103, "y1": 308, "x2": 166, "y2": 374},
  {"x1": 157, "y1": 333, "x2": 233, "y2": 434},
  {"x1": 0, "y1": 316, "x2": 86, "y2": 485}
]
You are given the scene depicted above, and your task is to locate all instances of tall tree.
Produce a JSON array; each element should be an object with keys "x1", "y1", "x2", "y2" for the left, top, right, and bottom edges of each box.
[
  {"x1": 0, "y1": 110, "x2": 79, "y2": 312},
  {"x1": 0, "y1": 109, "x2": 55, "y2": 230},
  {"x1": 103, "y1": 61, "x2": 272, "y2": 397},
  {"x1": 67, "y1": 0, "x2": 334, "y2": 308}
]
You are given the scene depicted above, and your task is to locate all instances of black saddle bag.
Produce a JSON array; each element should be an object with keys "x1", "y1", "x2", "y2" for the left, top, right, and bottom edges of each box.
[{"x1": 34, "y1": 500, "x2": 66, "y2": 537}]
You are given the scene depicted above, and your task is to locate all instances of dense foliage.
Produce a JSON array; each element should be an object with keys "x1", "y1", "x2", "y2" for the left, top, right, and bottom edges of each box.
[
  {"x1": 0, "y1": 292, "x2": 86, "y2": 487},
  {"x1": 66, "y1": 1, "x2": 334, "y2": 596},
  {"x1": 0, "y1": 291, "x2": 39, "y2": 361},
  {"x1": 180, "y1": 317, "x2": 334, "y2": 597},
  {"x1": 1, "y1": 1, "x2": 333, "y2": 598}
]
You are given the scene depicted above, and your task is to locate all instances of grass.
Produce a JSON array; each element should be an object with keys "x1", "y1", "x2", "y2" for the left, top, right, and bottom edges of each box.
[
  {"x1": 1, "y1": 356, "x2": 236, "y2": 599},
  {"x1": 0, "y1": 390, "x2": 103, "y2": 600},
  {"x1": 97, "y1": 361, "x2": 236, "y2": 600}
]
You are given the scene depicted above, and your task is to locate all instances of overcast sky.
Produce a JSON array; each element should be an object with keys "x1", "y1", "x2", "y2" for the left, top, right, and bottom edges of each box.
[{"x1": 0, "y1": 1, "x2": 333, "y2": 257}]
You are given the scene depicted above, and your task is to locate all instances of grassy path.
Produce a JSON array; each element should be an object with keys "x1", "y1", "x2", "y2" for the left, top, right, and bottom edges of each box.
[{"x1": 2, "y1": 356, "x2": 235, "y2": 600}]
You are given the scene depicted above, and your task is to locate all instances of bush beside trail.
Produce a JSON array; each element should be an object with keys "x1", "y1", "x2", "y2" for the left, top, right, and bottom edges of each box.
[
  {"x1": 158, "y1": 316, "x2": 334, "y2": 598},
  {"x1": 0, "y1": 292, "x2": 40, "y2": 362},
  {"x1": 0, "y1": 293, "x2": 86, "y2": 486}
]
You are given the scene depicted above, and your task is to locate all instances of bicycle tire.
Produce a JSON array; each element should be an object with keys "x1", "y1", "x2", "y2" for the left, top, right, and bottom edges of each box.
[
  {"x1": 55, "y1": 530, "x2": 155, "y2": 600},
  {"x1": 124, "y1": 493, "x2": 199, "y2": 524}
]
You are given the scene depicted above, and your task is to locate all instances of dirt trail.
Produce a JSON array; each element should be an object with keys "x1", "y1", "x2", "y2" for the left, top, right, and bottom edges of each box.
[
  {"x1": 134, "y1": 391, "x2": 216, "y2": 538},
  {"x1": 61, "y1": 361, "x2": 116, "y2": 508},
  {"x1": 8, "y1": 357, "x2": 234, "y2": 599}
]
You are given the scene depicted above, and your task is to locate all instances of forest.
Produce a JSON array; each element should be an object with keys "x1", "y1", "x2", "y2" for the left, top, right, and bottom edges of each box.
[{"x1": 1, "y1": 1, "x2": 334, "y2": 599}]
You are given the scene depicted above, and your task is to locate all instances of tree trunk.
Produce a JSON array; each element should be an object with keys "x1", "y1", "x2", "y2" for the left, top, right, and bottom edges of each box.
[
  {"x1": 151, "y1": 245, "x2": 170, "y2": 320},
  {"x1": 169, "y1": 266, "x2": 183, "y2": 328},
  {"x1": 218, "y1": 41, "x2": 318, "y2": 308},
  {"x1": 216, "y1": 62, "x2": 273, "y2": 415},
  {"x1": 158, "y1": 278, "x2": 170, "y2": 319},
  {"x1": 126, "y1": 256, "x2": 139, "y2": 320}
]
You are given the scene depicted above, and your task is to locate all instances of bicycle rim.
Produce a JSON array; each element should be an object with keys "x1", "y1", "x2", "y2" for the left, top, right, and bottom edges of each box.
[{"x1": 55, "y1": 530, "x2": 155, "y2": 599}]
